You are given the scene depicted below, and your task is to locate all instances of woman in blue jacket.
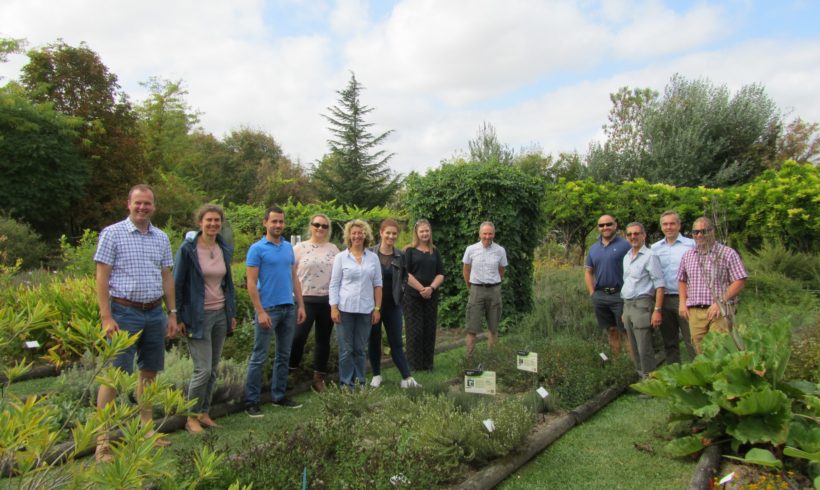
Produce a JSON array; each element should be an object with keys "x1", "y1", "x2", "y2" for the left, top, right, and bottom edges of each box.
[{"x1": 174, "y1": 204, "x2": 236, "y2": 433}]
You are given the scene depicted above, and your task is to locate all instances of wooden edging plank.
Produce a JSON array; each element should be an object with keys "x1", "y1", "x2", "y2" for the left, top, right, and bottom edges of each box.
[
  {"x1": 688, "y1": 444, "x2": 721, "y2": 490},
  {"x1": 453, "y1": 383, "x2": 630, "y2": 490}
]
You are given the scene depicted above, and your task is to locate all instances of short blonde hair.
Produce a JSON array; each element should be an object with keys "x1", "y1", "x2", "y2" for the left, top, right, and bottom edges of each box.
[
  {"x1": 343, "y1": 219, "x2": 374, "y2": 249},
  {"x1": 306, "y1": 213, "x2": 332, "y2": 242}
]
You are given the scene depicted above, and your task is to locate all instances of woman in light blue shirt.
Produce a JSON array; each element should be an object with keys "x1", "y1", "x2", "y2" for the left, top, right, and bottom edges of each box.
[{"x1": 329, "y1": 220, "x2": 383, "y2": 387}]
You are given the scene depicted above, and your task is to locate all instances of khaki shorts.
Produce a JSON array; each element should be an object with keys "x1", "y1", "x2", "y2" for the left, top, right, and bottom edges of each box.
[{"x1": 465, "y1": 284, "x2": 502, "y2": 334}]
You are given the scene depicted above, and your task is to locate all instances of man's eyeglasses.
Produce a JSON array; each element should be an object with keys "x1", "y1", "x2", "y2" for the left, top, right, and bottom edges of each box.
[
  {"x1": 625, "y1": 232, "x2": 643, "y2": 237},
  {"x1": 691, "y1": 228, "x2": 712, "y2": 236},
  {"x1": 311, "y1": 222, "x2": 330, "y2": 229},
  {"x1": 597, "y1": 222, "x2": 614, "y2": 228}
]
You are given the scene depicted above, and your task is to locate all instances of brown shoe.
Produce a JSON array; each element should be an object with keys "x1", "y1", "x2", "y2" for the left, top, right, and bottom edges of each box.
[
  {"x1": 185, "y1": 417, "x2": 204, "y2": 434},
  {"x1": 198, "y1": 415, "x2": 219, "y2": 428},
  {"x1": 312, "y1": 371, "x2": 326, "y2": 393},
  {"x1": 95, "y1": 435, "x2": 112, "y2": 463},
  {"x1": 146, "y1": 431, "x2": 172, "y2": 447}
]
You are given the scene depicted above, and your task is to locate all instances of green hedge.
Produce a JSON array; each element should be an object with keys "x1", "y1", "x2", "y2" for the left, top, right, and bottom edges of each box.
[
  {"x1": 405, "y1": 161, "x2": 544, "y2": 329},
  {"x1": 543, "y1": 161, "x2": 818, "y2": 260}
]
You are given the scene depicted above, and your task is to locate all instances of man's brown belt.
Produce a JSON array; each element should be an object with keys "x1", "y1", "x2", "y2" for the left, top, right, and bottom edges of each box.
[{"x1": 111, "y1": 297, "x2": 163, "y2": 310}]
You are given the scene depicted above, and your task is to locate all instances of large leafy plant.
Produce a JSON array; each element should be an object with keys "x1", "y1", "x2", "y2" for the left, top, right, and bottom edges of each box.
[{"x1": 633, "y1": 320, "x2": 819, "y2": 485}]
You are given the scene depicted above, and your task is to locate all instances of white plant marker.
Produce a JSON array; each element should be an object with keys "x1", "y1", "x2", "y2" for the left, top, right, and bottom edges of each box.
[
  {"x1": 483, "y1": 419, "x2": 495, "y2": 432},
  {"x1": 536, "y1": 387, "x2": 549, "y2": 398}
]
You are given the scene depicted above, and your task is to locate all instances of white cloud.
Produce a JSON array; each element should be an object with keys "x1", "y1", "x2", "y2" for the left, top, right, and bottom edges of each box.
[
  {"x1": 1, "y1": 0, "x2": 819, "y2": 178},
  {"x1": 345, "y1": 0, "x2": 609, "y2": 106},
  {"x1": 611, "y1": 1, "x2": 726, "y2": 59}
]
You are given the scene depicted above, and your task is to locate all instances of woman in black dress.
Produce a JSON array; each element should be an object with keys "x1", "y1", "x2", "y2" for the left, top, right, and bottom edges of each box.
[{"x1": 403, "y1": 219, "x2": 444, "y2": 370}]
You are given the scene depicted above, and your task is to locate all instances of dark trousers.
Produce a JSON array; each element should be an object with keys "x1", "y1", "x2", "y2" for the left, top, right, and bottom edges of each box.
[
  {"x1": 368, "y1": 299, "x2": 411, "y2": 379},
  {"x1": 289, "y1": 301, "x2": 334, "y2": 373},
  {"x1": 404, "y1": 294, "x2": 437, "y2": 370}
]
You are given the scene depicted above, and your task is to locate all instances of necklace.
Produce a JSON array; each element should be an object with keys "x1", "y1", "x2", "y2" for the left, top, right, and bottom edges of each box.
[{"x1": 200, "y1": 239, "x2": 217, "y2": 259}]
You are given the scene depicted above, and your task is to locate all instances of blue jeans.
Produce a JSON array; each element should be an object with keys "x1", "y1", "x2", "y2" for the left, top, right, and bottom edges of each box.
[
  {"x1": 110, "y1": 302, "x2": 166, "y2": 374},
  {"x1": 337, "y1": 312, "x2": 371, "y2": 387},
  {"x1": 368, "y1": 300, "x2": 411, "y2": 379},
  {"x1": 244, "y1": 305, "x2": 295, "y2": 405}
]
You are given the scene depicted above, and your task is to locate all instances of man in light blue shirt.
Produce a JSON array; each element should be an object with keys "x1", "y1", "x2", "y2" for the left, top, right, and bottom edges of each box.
[
  {"x1": 621, "y1": 222, "x2": 665, "y2": 377},
  {"x1": 651, "y1": 211, "x2": 696, "y2": 363}
]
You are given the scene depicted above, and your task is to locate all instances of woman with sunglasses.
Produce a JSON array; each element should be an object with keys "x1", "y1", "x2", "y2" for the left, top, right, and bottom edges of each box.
[
  {"x1": 289, "y1": 213, "x2": 339, "y2": 392},
  {"x1": 403, "y1": 219, "x2": 444, "y2": 371}
]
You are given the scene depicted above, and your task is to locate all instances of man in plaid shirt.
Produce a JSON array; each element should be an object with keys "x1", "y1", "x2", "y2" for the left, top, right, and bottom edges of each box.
[{"x1": 677, "y1": 217, "x2": 747, "y2": 353}]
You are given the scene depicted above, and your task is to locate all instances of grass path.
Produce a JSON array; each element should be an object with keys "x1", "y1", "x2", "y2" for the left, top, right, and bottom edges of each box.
[{"x1": 499, "y1": 393, "x2": 696, "y2": 490}]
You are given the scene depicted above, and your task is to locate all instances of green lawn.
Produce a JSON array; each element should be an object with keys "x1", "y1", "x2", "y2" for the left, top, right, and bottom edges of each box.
[{"x1": 500, "y1": 393, "x2": 695, "y2": 490}]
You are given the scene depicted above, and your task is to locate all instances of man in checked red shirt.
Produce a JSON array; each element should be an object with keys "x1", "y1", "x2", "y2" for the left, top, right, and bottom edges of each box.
[{"x1": 677, "y1": 217, "x2": 747, "y2": 354}]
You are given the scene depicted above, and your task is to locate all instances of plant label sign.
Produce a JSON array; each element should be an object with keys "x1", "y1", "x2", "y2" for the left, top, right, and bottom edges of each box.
[
  {"x1": 483, "y1": 419, "x2": 495, "y2": 432},
  {"x1": 464, "y1": 370, "x2": 496, "y2": 395},
  {"x1": 536, "y1": 386, "x2": 549, "y2": 398},
  {"x1": 24, "y1": 340, "x2": 41, "y2": 349},
  {"x1": 516, "y1": 351, "x2": 538, "y2": 373}
]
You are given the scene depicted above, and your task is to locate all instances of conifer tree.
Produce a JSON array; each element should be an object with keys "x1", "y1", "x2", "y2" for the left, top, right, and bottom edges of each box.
[{"x1": 313, "y1": 72, "x2": 402, "y2": 208}]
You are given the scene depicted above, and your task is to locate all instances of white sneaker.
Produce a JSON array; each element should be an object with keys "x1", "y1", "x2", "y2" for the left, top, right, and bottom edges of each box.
[
  {"x1": 400, "y1": 377, "x2": 422, "y2": 389},
  {"x1": 370, "y1": 375, "x2": 382, "y2": 388}
]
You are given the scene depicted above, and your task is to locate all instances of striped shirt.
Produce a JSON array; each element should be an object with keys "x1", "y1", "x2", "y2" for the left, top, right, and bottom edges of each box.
[
  {"x1": 94, "y1": 218, "x2": 173, "y2": 302},
  {"x1": 677, "y1": 243, "x2": 747, "y2": 306}
]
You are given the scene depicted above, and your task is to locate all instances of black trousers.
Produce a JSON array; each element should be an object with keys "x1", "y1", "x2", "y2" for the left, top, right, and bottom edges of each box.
[
  {"x1": 289, "y1": 301, "x2": 333, "y2": 373},
  {"x1": 403, "y1": 293, "x2": 437, "y2": 370}
]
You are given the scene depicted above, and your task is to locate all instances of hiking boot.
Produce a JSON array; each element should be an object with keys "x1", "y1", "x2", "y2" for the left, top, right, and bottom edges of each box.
[{"x1": 312, "y1": 372, "x2": 326, "y2": 393}]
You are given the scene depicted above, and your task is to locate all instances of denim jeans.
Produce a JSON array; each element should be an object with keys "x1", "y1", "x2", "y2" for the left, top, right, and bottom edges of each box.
[
  {"x1": 244, "y1": 304, "x2": 296, "y2": 405},
  {"x1": 368, "y1": 300, "x2": 411, "y2": 379},
  {"x1": 337, "y1": 312, "x2": 371, "y2": 387},
  {"x1": 187, "y1": 309, "x2": 228, "y2": 413},
  {"x1": 110, "y1": 302, "x2": 166, "y2": 373}
]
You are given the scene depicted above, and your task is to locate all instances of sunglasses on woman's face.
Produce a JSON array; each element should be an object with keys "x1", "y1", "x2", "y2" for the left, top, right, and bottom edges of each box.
[{"x1": 311, "y1": 222, "x2": 330, "y2": 229}]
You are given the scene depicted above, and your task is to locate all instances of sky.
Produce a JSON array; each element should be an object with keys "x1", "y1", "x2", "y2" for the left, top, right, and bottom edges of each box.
[{"x1": 2, "y1": 0, "x2": 819, "y2": 176}]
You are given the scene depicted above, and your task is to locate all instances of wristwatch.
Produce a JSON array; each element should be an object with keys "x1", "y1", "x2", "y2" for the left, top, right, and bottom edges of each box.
[
  {"x1": 374, "y1": 306, "x2": 381, "y2": 312},
  {"x1": 653, "y1": 307, "x2": 661, "y2": 312}
]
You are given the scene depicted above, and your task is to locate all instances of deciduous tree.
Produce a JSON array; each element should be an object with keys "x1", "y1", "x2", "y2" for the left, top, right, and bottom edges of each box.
[
  {"x1": 0, "y1": 85, "x2": 87, "y2": 239},
  {"x1": 20, "y1": 41, "x2": 151, "y2": 233}
]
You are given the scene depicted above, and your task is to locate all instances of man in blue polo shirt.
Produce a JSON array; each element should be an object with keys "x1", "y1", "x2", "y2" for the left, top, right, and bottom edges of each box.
[
  {"x1": 651, "y1": 210, "x2": 695, "y2": 364},
  {"x1": 244, "y1": 206, "x2": 306, "y2": 416},
  {"x1": 584, "y1": 214, "x2": 630, "y2": 357}
]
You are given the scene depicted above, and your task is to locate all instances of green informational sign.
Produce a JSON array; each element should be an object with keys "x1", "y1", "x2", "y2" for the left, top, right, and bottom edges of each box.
[
  {"x1": 516, "y1": 351, "x2": 538, "y2": 373},
  {"x1": 464, "y1": 370, "x2": 497, "y2": 395}
]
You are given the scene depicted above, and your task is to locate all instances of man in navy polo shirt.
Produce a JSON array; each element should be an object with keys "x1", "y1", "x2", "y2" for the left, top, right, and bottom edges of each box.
[
  {"x1": 244, "y1": 206, "x2": 306, "y2": 416},
  {"x1": 584, "y1": 214, "x2": 631, "y2": 357}
]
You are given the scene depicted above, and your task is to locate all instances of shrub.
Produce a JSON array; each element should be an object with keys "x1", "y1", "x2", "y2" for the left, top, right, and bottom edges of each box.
[
  {"x1": 0, "y1": 216, "x2": 49, "y2": 269},
  {"x1": 188, "y1": 388, "x2": 536, "y2": 489},
  {"x1": 461, "y1": 334, "x2": 633, "y2": 409},
  {"x1": 58, "y1": 229, "x2": 98, "y2": 276},
  {"x1": 743, "y1": 240, "x2": 819, "y2": 290},
  {"x1": 405, "y1": 161, "x2": 545, "y2": 328}
]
